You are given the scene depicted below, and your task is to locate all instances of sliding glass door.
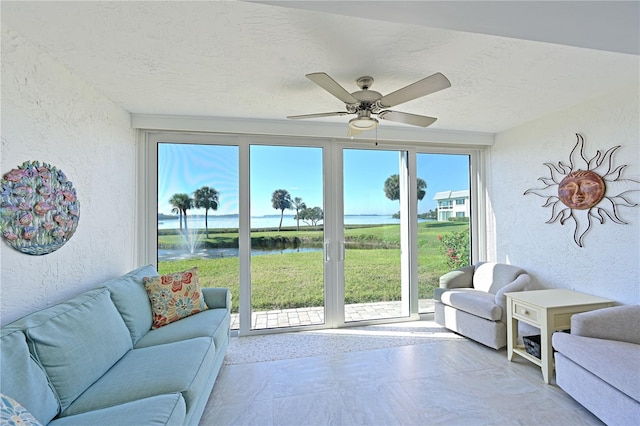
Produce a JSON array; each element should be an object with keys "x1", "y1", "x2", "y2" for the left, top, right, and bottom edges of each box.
[
  {"x1": 341, "y1": 148, "x2": 411, "y2": 322},
  {"x1": 249, "y1": 145, "x2": 325, "y2": 330},
  {"x1": 151, "y1": 133, "x2": 478, "y2": 333}
]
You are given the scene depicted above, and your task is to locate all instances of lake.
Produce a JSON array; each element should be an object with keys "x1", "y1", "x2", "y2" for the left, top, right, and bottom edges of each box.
[
  {"x1": 157, "y1": 214, "x2": 434, "y2": 261},
  {"x1": 158, "y1": 214, "x2": 408, "y2": 230},
  {"x1": 158, "y1": 246, "x2": 322, "y2": 261}
]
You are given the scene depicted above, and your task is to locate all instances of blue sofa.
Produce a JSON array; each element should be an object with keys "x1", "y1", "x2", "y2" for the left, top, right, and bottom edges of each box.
[{"x1": 0, "y1": 265, "x2": 231, "y2": 426}]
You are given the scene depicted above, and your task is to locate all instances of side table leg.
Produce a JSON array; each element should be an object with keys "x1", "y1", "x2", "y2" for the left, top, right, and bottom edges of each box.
[
  {"x1": 506, "y1": 300, "x2": 516, "y2": 361},
  {"x1": 541, "y1": 313, "x2": 553, "y2": 384}
]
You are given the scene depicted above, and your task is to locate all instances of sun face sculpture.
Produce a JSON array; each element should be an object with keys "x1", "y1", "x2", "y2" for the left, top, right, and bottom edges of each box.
[{"x1": 524, "y1": 133, "x2": 639, "y2": 247}]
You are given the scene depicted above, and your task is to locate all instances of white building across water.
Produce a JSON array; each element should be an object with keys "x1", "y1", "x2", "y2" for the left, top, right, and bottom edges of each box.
[{"x1": 433, "y1": 190, "x2": 470, "y2": 221}]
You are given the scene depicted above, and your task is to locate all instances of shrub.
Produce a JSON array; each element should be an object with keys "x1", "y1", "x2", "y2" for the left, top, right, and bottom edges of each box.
[{"x1": 438, "y1": 230, "x2": 470, "y2": 269}]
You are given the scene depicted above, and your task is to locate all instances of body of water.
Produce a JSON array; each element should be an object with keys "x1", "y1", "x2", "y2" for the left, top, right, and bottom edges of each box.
[
  {"x1": 157, "y1": 214, "x2": 434, "y2": 262},
  {"x1": 158, "y1": 214, "x2": 411, "y2": 230},
  {"x1": 158, "y1": 246, "x2": 322, "y2": 261}
]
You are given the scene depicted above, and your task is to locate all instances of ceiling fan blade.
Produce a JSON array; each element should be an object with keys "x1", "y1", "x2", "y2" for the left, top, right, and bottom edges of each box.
[
  {"x1": 306, "y1": 73, "x2": 359, "y2": 104},
  {"x1": 378, "y1": 110, "x2": 437, "y2": 127},
  {"x1": 287, "y1": 111, "x2": 351, "y2": 119},
  {"x1": 379, "y1": 73, "x2": 451, "y2": 108}
]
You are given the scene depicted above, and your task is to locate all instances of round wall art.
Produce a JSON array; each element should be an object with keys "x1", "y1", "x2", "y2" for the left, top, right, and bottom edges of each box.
[{"x1": 1, "y1": 161, "x2": 80, "y2": 255}]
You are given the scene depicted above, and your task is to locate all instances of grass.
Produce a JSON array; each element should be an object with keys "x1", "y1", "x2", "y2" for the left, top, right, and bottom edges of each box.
[{"x1": 158, "y1": 221, "x2": 467, "y2": 314}]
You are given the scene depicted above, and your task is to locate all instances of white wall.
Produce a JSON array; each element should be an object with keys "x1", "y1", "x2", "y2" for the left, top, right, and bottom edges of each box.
[
  {"x1": 488, "y1": 85, "x2": 640, "y2": 305},
  {"x1": 0, "y1": 27, "x2": 137, "y2": 325}
]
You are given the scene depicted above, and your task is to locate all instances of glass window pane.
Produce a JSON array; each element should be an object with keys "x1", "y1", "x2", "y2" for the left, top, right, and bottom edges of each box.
[
  {"x1": 343, "y1": 149, "x2": 409, "y2": 322},
  {"x1": 416, "y1": 153, "x2": 471, "y2": 314},
  {"x1": 249, "y1": 145, "x2": 324, "y2": 330},
  {"x1": 157, "y1": 143, "x2": 240, "y2": 329}
]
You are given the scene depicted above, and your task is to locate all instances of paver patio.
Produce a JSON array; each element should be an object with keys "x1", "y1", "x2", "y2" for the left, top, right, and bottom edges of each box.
[{"x1": 230, "y1": 299, "x2": 435, "y2": 330}]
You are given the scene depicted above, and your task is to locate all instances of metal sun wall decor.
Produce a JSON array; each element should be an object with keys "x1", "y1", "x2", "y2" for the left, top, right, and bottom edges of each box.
[
  {"x1": 1, "y1": 161, "x2": 80, "y2": 255},
  {"x1": 524, "y1": 134, "x2": 640, "y2": 247}
]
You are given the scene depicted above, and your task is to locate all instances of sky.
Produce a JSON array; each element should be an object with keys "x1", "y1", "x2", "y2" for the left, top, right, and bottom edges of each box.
[{"x1": 158, "y1": 143, "x2": 469, "y2": 217}]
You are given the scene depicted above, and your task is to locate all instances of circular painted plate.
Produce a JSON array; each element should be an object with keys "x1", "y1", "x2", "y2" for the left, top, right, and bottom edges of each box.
[{"x1": 1, "y1": 161, "x2": 80, "y2": 255}]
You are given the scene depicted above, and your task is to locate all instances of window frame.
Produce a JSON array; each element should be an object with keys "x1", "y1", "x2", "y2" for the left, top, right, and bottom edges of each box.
[{"x1": 140, "y1": 130, "x2": 486, "y2": 334}]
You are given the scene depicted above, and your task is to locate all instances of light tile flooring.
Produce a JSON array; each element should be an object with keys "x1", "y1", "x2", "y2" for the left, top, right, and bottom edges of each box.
[{"x1": 201, "y1": 318, "x2": 603, "y2": 426}]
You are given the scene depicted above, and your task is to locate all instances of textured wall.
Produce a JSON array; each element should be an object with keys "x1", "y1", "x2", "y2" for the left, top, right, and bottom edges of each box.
[
  {"x1": 489, "y1": 85, "x2": 640, "y2": 304},
  {"x1": 1, "y1": 27, "x2": 136, "y2": 325}
]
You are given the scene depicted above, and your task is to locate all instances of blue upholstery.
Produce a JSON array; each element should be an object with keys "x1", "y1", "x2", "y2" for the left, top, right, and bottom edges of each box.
[
  {"x1": 135, "y1": 308, "x2": 230, "y2": 349},
  {"x1": 0, "y1": 266, "x2": 230, "y2": 426},
  {"x1": 49, "y1": 393, "x2": 186, "y2": 426},
  {"x1": 0, "y1": 330, "x2": 59, "y2": 424},
  {"x1": 7, "y1": 288, "x2": 132, "y2": 412},
  {"x1": 62, "y1": 338, "x2": 215, "y2": 417},
  {"x1": 104, "y1": 264, "x2": 158, "y2": 344}
]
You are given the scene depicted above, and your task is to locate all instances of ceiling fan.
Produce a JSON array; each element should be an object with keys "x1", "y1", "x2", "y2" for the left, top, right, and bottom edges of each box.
[{"x1": 287, "y1": 72, "x2": 451, "y2": 136}]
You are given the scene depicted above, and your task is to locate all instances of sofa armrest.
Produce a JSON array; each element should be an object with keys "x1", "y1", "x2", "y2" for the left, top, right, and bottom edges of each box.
[
  {"x1": 571, "y1": 305, "x2": 640, "y2": 345},
  {"x1": 202, "y1": 288, "x2": 232, "y2": 311},
  {"x1": 439, "y1": 265, "x2": 474, "y2": 289}
]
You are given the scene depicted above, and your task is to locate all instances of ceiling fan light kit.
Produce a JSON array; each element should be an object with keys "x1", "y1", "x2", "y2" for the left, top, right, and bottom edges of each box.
[
  {"x1": 348, "y1": 110, "x2": 378, "y2": 130},
  {"x1": 288, "y1": 72, "x2": 451, "y2": 135}
]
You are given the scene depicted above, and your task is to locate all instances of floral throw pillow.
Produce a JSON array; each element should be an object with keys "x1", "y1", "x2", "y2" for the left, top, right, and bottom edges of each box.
[
  {"x1": 0, "y1": 394, "x2": 42, "y2": 426},
  {"x1": 143, "y1": 267, "x2": 208, "y2": 329}
]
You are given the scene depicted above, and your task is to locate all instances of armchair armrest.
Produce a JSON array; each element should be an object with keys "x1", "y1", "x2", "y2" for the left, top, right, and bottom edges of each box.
[
  {"x1": 494, "y1": 273, "x2": 531, "y2": 310},
  {"x1": 571, "y1": 305, "x2": 640, "y2": 345},
  {"x1": 202, "y1": 287, "x2": 232, "y2": 311},
  {"x1": 439, "y1": 265, "x2": 474, "y2": 289}
]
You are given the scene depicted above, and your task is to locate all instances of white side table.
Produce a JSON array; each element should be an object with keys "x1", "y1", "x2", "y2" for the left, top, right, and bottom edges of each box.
[{"x1": 505, "y1": 289, "x2": 613, "y2": 384}]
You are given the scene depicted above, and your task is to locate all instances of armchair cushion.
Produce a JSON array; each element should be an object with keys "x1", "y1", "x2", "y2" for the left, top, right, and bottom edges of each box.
[
  {"x1": 437, "y1": 289, "x2": 502, "y2": 321},
  {"x1": 472, "y1": 263, "x2": 527, "y2": 294}
]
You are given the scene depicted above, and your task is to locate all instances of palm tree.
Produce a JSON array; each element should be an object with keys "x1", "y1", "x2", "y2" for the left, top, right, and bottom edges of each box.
[
  {"x1": 193, "y1": 186, "x2": 219, "y2": 238},
  {"x1": 271, "y1": 189, "x2": 292, "y2": 231},
  {"x1": 169, "y1": 193, "x2": 186, "y2": 232},
  {"x1": 383, "y1": 174, "x2": 427, "y2": 202},
  {"x1": 169, "y1": 193, "x2": 193, "y2": 234},
  {"x1": 291, "y1": 197, "x2": 306, "y2": 231}
]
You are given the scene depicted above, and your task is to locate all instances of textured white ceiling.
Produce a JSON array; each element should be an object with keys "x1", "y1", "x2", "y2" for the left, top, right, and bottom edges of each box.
[{"x1": 2, "y1": 1, "x2": 638, "y2": 134}]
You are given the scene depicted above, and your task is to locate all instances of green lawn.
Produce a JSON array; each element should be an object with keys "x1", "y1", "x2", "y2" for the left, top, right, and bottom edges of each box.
[{"x1": 158, "y1": 221, "x2": 467, "y2": 313}]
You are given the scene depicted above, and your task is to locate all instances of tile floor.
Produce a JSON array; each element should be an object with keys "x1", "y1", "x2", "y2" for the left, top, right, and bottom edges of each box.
[{"x1": 200, "y1": 319, "x2": 603, "y2": 425}]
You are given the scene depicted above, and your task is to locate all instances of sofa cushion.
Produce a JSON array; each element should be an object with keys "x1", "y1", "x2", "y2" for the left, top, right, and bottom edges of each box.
[
  {"x1": 144, "y1": 267, "x2": 208, "y2": 329},
  {"x1": 15, "y1": 288, "x2": 132, "y2": 412},
  {"x1": 0, "y1": 329, "x2": 59, "y2": 424},
  {"x1": 0, "y1": 393, "x2": 42, "y2": 426},
  {"x1": 437, "y1": 289, "x2": 502, "y2": 321},
  {"x1": 135, "y1": 308, "x2": 230, "y2": 349},
  {"x1": 104, "y1": 264, "x2": 158, "y2": 344},
  {"x1": 50, "y1": 393, "x2": 186, "y2": 426},
  {"x1": 472, "y1": 263, "x2": 525, "y2": 294},
  {"x1": 62, "y1": 337, "x2": 216, "y2": 417},
  {"x1": 553, "y1": 332, "x2": 640, "y2": 401}
]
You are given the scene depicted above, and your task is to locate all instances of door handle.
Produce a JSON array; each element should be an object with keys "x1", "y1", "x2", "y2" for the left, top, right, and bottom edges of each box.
[
  {"x1": 324, "y1": 242, "x2": 330, "y2": 262},
  {"x1": 339, "y1": 242, "x2": 345, "y2": 261}
]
